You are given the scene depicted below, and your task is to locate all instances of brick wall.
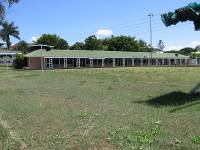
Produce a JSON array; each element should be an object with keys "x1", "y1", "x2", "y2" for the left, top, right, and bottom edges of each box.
[{"x1": 28, "y1": 57, "x2": 42, "y2": 69}]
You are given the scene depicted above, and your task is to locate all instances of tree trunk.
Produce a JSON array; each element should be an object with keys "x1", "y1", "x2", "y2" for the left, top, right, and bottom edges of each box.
[{"x1": 6, "y1": 37, "x2": 11, "y2": 49}]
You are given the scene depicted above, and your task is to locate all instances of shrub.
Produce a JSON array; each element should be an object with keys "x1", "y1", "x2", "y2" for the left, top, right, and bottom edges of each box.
[{"x1": 13, "y1": 54, "x2": 25, "y2": 69}]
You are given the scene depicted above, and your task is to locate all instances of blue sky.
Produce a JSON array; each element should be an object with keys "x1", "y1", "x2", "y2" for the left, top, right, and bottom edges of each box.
[{"x1": 6, "y1": 0, "x2": 200, "y2": 50}]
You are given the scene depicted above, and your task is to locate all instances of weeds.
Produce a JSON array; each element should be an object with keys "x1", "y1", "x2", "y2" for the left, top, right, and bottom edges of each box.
[
  {"x1": 107, "y1": 120, "x2": 162, "y2": 149},
  {"x1": 191, "y1": 135, "x2": 200, "y2": 145}
]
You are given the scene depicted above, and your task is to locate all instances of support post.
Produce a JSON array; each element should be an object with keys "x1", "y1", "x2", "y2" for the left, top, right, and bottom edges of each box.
[
  {"x1": 77, "y1": 58, "x2": 80, "y2": 68},
  {"x1": 141, "y1": 58, "x2": 143, "y2": 66},
  {"x1": 156, "y1": 59, "x2": 158, "y2": 66},
  {"x1": 64, "y1": 58, "x2": 68, "y2": 68},
  {"x1": 28, "y1": 58, "x2": 31, "y2": 68},
  {"x1": 185, "y1": 59, "x2": 187, "y2": 66},
  {"x1": 148, "y1": 58, "x2": 150, "y2": 66},
  {"x1": 175, "y1": 59, "x2": 177, "y2": 66},
  {"x1": 44, "y1": 58, "x2": 46, "y2": 70},
  {"x1": 102, "y1": 59, "x2": 105, "y2": 67},
  {"x1": 162, "y1": 59, "x2": 165, "y2": 66},
  {"x1": 90, "y1": 59, "x2": 93, "y2": 68},
  {"x1": 59, "y1": 58, "x2": 61, "y2": 69},
  {"x1": 113, "y1": 58, "x2": 116, "y2": 67},
  {"x1": 168, "y1": 59, "x2": 171, "y2": 66},
  {"x1": 132, "y1": 58, "x2": 135, "y2": 67},
  {"x1": 122, "y1": 58, "x2": 125, "y2": 67}
]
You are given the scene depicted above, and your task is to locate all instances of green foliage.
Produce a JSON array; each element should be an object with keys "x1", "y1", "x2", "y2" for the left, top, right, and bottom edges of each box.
[
  {"x1": 166, "y1": 47, "x2": 197, "y2": 56},
  {"x1": 29, "y1": 34, "x2": 151, "y2": 52},
  {"x1": 83, "y1": 35, "x2": 150, "y2": 52},
  {"x1": 13, "y1": 54, "x2": 25, "y2": 69},
  {"x1": 138, "y1": 39, "x2": 151, "y2": 52},
  {"x1": 35, "y1": 34, "x2": 69, "y2": 50},
  {"x1": 84, "y1": 35, "x2": 101, "y2": 50},
  {"x1": 0, "y1": 125, "x2": 9, "y2": 145},
  {"x1": 107, "y1": 120, "x2": 162, "y2": 149},
  {"x1": 0, "y1": 21, "x2": 20, "y2": 49},
  {"x1": 191, "y1": 53, "x2": 200, "y2": 58},
  {"x1": 70, "y1": 42, "x2": 85, "y2": 50},
  {"x1": 191, "y1": 136, "x2": 200, "y2": 145},
  {"x1": 0, "y1": 125, "x2": 21, "y2": 150},
  {"x1": 179, "y1": 47, "x2": 196, "y2": 56},
  {"x1": 0, "y1": 0, "x2": 20, "y2": 18},
  {"x1": 161, "y1": 2, "x2": 200, "y2": 31},
  {"x1": 103, "y1": 36, "x2": 140, "y2": 52}
]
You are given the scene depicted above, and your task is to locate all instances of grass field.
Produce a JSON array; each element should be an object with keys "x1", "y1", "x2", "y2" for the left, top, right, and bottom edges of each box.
[{"x1": 0, "y1": 67, "x2": 200, "y2": 150}]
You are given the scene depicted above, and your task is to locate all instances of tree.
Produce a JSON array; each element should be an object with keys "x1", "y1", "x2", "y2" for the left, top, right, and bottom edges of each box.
[
  {"x1": 138, "y1": 39, "x2": 150, "y2": 52},
  {"x1": 179, "y1": 47, "x2": 196, "y2": 56},
  {"x1": 13, "y1": 54, "x2": 25, "y2": 69},
  {"x1": 157, "y1": 40, "x2": 165, "y2": 51},
  {"x1": 12, "y1": 40, "x2": 29, "y2": 54},
  {"x1": 103, "y1": 36, "x2": 139, "y2": 51},
  {"x1": 70, "y1": 42, "x2": 85, "y2": 50},
  {"x1": 35, "y1": 34, "x2": 69, "y2": 50},
  {"x1": 161, "y1": 2, "x2": 200, "y2": 94},
  {"x1": 191, "y1": 52, "x2": 200, "y2": 59},
  {"x1": 0, "y1": 21, "x2": 20, "y2": 49},
  {"x1": 0, "y1": 0, "x2": 19, "y2": 19},
  {"x1": 161, "y1": 2, "x2": 200, "y2": 31},
  {"x1": 82, "y1": 35, "x2": 150, "y2": 52},
  {"x1": 84, "y1": 35, "x2": 101, "y2": 50},
  {"x1": 195, "y1": 45, "x2": 200, "y2": 51}
]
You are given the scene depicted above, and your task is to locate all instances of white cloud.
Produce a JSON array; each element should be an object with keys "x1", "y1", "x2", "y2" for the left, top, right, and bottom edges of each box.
[
  {"x1": 186, "y1": 41, "x2": 200, "y2": 48},
  {"x1": 165, "y1": 40, "x2": 200, "y2": 51},
  {"x1": 95, "y1": 29, "x2": 113, "y2": 39},
  {"x1": 29, "y1": 36, "x2": 40, "y2": 43}
]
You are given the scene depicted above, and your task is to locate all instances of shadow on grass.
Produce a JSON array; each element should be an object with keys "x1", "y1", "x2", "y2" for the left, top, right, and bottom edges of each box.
[{"x1": 136, "y1": 91, "x2": 200, "y2": 107}]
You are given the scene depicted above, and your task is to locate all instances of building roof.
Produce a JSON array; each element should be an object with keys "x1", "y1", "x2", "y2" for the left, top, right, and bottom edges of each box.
[
  {"x1": 0, "y1": 50, "x2": 22, "y2": 55},
  {"x1": 25, "y1": 49, "x2": 189, "y2": 59}
]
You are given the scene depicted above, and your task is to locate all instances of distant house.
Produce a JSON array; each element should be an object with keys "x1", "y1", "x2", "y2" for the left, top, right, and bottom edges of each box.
[
  {"x1": 0, "y1": 50, "x2": 22, "y2": 65},
  {"x1": 153, "y1": 48, "x2": 163, "y2": 53},
  {"x1": 25, "y1": 49, "x2": 190, "y2": 70}
]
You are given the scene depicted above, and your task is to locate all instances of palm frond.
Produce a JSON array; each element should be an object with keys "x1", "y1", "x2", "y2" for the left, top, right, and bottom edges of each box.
[
  {"x1": 0, "y1": 0, "x2": 20, "y2": 17},
  {"x1": 0, "y1": 20, "x2": 20, "y2": 48}
]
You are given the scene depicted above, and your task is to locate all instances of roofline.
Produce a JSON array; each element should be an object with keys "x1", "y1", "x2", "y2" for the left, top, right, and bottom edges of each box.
[
  {"x1": 25, "y1": 50, "x2": 189, "y2": 59},
  {"x1": 25, "y1": 56, "x2": 189, "y2": 59},
  {"x1": 31, "y1": 44, "x2": 54, "y2": 48}
]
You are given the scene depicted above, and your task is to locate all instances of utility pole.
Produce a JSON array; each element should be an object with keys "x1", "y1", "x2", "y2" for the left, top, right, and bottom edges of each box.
[
  {"x1": 40, "y1": 45, "x2": 44, "y2": 79},
  {"x1": 6, "y1": 51, "x2": 8, "y2": 72},
  {"x1": 148, "y1": 13, "x2": 153, "y2": 65}
]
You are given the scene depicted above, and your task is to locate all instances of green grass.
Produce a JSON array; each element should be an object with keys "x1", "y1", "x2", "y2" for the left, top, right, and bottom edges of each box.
[
  {"x1": 0, "y1": 67, "x2": 200, "y2": 149},
  {"x1": 0, "y1": 124, "x2": 20, "y2": 150}
]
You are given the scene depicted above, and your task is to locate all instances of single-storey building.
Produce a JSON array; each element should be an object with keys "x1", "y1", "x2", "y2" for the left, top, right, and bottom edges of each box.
[
  {"x1": 0, "y1": 50, "x2": 21, "y2": 65},
  {"x1": 25, "y1": 49, "x2": 190, "y2": 69}
]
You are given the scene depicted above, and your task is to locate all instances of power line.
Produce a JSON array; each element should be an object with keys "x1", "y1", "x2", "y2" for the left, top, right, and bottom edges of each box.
[
  {"x1": 68, "y1": 1, "x2": 200, "y2": 43},
  {"x1": 123, "y1": 22, "x2": 191, "y2": 37},
  {"x1": 113, "y1": 23, "x2": 164, "y2": 35},
  {"x1": 67, "y1": 16, "x2": 161, "y2": 39}
]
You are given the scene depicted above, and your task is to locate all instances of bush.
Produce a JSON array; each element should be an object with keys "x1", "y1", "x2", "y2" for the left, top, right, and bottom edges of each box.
[{"x1": 13, "y1": 54, "x2": 25, "y2": 69}]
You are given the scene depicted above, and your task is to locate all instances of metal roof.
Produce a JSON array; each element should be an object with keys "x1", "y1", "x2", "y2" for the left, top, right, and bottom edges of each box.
[
  {"x1": 25, "y1": 49, "x2": 189, "y2": 59},
  {"x1": 0, "y1": 50, "x2": 22, "y2": 55}
]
